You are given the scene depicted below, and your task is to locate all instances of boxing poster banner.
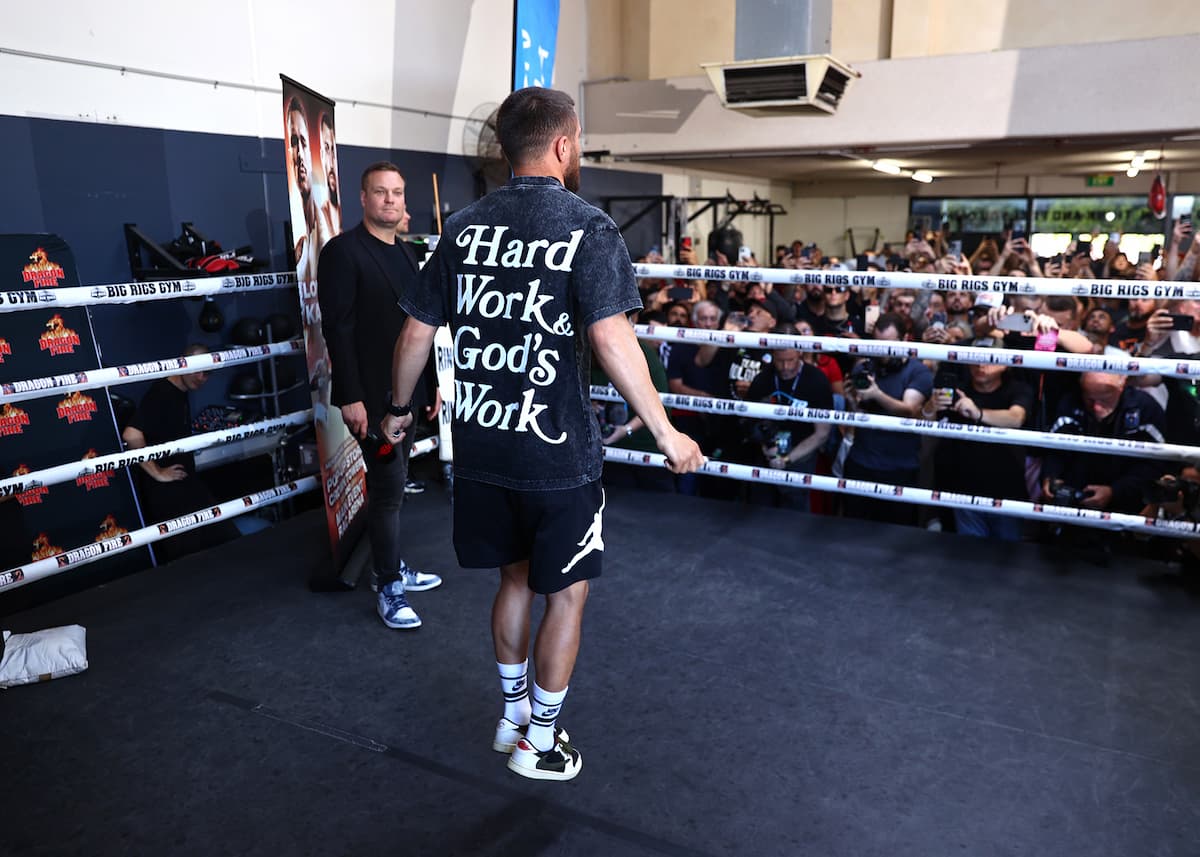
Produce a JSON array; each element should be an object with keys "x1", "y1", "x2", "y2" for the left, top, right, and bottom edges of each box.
[
  {"x1": 281, "y1": 75, "x2": 367, "y2": 572},
  {"x1": 0, "y1": 234, "x2": 146, "y2": 587},
  {"x1": 513, "y1": 0, "x2": 560, "y2": 90}
]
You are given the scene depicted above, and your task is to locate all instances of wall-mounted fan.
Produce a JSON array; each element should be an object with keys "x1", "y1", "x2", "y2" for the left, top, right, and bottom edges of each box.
[{"x1": 463, "y1": 103, "x2": 509, "y2": 199}]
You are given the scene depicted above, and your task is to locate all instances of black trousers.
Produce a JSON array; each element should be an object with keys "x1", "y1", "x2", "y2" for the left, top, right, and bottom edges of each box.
[{"x1": 841, "y1": 458, "x2": 921, "y2": 527}]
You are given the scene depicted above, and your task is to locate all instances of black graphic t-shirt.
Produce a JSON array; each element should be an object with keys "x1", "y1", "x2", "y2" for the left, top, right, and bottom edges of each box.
[
  {"x1": 711, "y1": 347, "x2": 772, "y2": 398},
  {"x1": 746, "y1": 363, "x2": 834, "y2": 456},
  {"x1": 402, "y1": 176, "x2": 642, "y2": 489}
]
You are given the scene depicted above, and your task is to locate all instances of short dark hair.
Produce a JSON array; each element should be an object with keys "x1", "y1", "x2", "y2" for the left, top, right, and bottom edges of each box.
[
  {"x1": 320, "y1": 112, "x2": 334, "y2": 133},
  {"x1": 1045, "y1": 295, "x2": 1078, "y2": 314},
  {"x1": 874, "y1": 311, "x2": 907, "y2": 338},
  {"x1": 286, "y1": 96, "x2": 304, "y2": 117},
  {"x1": 496, "y1": 87, "x2": 577, "y2": 168},
  {"x1": 361, "y1": 161, "x2": 403, "y2": 192}
]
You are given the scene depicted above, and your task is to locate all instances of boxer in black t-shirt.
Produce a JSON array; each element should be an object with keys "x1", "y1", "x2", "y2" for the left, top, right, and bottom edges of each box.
[{"x1": 382, "y1": 87, "x2": 703, "y2": 783}]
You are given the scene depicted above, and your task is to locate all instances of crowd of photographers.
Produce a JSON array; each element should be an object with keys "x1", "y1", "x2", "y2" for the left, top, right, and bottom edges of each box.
[{"x1": 594, "y1": 218, "x2": 1200, "y2": 573}]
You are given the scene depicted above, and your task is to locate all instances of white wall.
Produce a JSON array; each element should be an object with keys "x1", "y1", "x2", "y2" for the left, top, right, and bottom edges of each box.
[
  {"x1": 777, "y1": 195, "x2": 911, "y2": 257},
  {"x1": 582, "y1": 35, "x2": 1200, "y2": 157},
  {"x1": 0, "y1": 0, "x2": 514, "y2": 155}
]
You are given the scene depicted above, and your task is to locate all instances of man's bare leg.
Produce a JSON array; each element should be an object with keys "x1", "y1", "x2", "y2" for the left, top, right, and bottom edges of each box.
[
  {"x1": 533, "y1": 579, "x2": 589, "y2": 692},
  {"x1": 493, "y1": 560, "x2": 535, "y2": 664}
]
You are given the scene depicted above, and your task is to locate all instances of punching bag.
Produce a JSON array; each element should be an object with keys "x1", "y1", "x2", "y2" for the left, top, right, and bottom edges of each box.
[{"x1": 1149, "y1": 174, "x2": 1167, "y2": 220}]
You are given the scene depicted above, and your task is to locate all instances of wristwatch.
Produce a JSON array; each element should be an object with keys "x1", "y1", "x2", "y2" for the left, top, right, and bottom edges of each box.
[{"x1": 385, "y1": 397, "x2": 412, "y2": 418}]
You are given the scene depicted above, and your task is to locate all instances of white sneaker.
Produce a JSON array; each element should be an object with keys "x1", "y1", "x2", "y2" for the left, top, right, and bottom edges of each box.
[
  {"x1": 492, "y1": 717, "x2": 571, "y2": 753},
  {"x1": 400, "y1": 563, "x2": 442, "y2": 592},
  {"x1": 507, "y1": 737, "x2": 582, "y2": 782},
  {"x1": 376, "y1": 581, "x2": 421, "y2": 630},
  {"x1": 370, "y1": 564, "x2": 443, "y2": 593}
]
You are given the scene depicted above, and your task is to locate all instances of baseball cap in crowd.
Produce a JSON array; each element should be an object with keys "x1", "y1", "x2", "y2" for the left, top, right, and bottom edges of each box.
[{"x1": 753, "y1": 293, "x2": 796, "y2": 324}]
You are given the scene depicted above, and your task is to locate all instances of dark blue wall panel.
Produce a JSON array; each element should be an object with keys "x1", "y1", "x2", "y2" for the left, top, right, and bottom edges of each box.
[
  {"x1": 0, "y1": 117, "x2": 46, "y2": 233},
  {"x1": 2, "y1": 115, "x2": 661, "y2": 419}
]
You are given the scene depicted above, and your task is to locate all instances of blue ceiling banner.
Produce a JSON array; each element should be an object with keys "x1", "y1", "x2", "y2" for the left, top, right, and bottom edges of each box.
[{"x1": 512, "y1": 0, "x2": 560, "y2": 91}]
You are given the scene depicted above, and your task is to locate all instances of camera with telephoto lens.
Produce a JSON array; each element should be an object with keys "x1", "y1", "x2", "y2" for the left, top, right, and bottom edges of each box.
[
  {"x1": 1049, "y1": 479, "x2": 1087, "y2": 507},
  {"x1": 1143, "y1": 475, "x2": 1200, "y2": 519},
  {"x1": 850, "y1": 359, "x2": 876, "y2": 390}
]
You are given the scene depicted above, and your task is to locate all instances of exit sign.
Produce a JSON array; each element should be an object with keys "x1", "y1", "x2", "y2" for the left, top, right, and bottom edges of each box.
[{"x1": 1086, "y1": 174, "x2": 1115, "y2": 187}]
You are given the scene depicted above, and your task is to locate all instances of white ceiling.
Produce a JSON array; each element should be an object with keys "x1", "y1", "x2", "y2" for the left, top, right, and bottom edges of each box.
[{"x1": 608, "y1": 133, "x2": 1200, "y2": 190}]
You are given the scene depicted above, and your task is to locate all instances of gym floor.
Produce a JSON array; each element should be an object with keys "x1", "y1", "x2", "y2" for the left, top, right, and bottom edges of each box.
[{"x1": 2, "y1": 488, "x2": 1197, "y2": 857}]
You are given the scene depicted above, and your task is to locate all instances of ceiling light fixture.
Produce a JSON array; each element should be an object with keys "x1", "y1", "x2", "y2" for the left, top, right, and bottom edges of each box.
[
  {"x1": 910, "y1": 170, "x2": 933, "y2": 183},
  {"x1": 871, "y1": 159, "x2": 902, "y2": 175},
  {"x1": 1126, "y1": 167, "x2": 1140, "y2": 178}
]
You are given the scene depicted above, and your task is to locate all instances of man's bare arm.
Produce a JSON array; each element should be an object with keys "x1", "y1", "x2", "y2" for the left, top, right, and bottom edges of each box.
[
  {"x1": 380, "y1": 316, "x2": 439, "y2": 441},
  {"x1": 589, "y1": 314, "x2": 704, "y2": 473}
]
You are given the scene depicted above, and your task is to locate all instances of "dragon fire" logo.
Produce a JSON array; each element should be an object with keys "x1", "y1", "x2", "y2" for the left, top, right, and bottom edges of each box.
[
  {"x1": 39, "y1": 314, "x2": 81, "y2": 356},
  {"x1": 95, "y1": 514, "x2": 130, "y2": 542},
  {"x1": 0, "y1": 403, "x2": 30, "y2": 436},
  {"x1": 56, "y1": 391, "x2": 97, "y2": 424},
  {"x1": 11, "y1": 464, "x2": 49, "y2": 506},
  {"x1": 31, "y1": 532, "x2": 63, "y2": 561},
  {"x1": 75, "y1": 449, "x2": 112, "y2": 491},
  {"x1": 22, "y1": 247, "x2": 66, "y2": 288}
]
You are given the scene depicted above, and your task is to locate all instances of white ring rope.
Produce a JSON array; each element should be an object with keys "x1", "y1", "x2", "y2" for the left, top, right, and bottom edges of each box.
[
  {"x1": 0, "y1": 271, "x2": 297, "y2": 312},
  {"x1": 635, "y1": 262, "x2": 1200, "y2": 301},
  {"x1": 0, "y1": 437, "x2": 438, "y2": 591},
  {"x1": 604, "y1": 448, "x2": 1199, "y2": 540},
  {"x1": 636, "y1": 324, "x2": 1200, "y2": 380},
  {"x1": 0, "y1": 410, "x2": 313, "y2": 496},
  {"x1": 410, "y1": 436, "x2": 439, "y2": 459},
  {"x1": 589, "y1": 386, "x2": 1200, "y2": 465},
  {"x1": 0, "y1": 477, "x2": 319, "y2": 592},
  {"x1": 0, "y1": 340, "x2": 305, "y2": 405}
]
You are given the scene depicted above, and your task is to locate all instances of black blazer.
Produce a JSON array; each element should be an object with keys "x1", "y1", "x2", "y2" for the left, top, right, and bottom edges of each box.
[{"x1": 317, "y1": 222, "x2": 431, "y2": 422}]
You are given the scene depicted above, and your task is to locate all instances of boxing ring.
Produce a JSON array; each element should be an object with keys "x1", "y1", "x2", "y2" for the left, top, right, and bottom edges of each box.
[
  {"x1": 7, "y1": 262, "x2": 1200, "y2": 592},
  {"x1": 1, "y1": 264, "x2": 1198, "y2": 856}
]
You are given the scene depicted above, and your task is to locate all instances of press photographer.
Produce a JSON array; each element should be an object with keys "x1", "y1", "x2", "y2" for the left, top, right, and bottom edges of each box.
[
  {"x1": 841, "y1": 312, "x2": 933, "y2": 525},
  {"x1": 743, "y1": 328, "x2": 833, "y2": 510},
  {"x1": 1041, "y1": 369, "x2": 1167, "y2": 513}
]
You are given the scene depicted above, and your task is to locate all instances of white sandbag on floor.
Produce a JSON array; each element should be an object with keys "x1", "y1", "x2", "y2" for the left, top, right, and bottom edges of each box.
[{"x1": 0, "y1": 625, "x2": 88, "y2": 689}]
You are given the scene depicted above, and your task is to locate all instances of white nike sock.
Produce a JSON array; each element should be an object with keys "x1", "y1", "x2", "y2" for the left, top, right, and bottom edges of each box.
[
  {"x1": 498, "y1": 660, "x2": 531, "y2": 725},
  {"x1": 525, "y1": 682, "x2": 568, "y2": 752}
]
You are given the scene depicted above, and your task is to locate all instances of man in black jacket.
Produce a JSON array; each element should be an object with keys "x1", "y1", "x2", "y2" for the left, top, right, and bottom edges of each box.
[
  {"x1": 317, "y1": 161, "x2": 441, "y2": 630},
  {"x1": 1041, "y1": 369, "x2": 1167, "y2": 513}
]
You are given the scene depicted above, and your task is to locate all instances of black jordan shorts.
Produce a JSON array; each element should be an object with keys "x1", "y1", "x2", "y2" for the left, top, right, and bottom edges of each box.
[{"x1": 452, "y1": 477, "x2": 605, "y2": 595}]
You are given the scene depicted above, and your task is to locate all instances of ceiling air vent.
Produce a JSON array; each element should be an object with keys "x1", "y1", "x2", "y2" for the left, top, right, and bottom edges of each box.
[{"x1": 702, "y1": 55, "x2": 859, "y2": 117}]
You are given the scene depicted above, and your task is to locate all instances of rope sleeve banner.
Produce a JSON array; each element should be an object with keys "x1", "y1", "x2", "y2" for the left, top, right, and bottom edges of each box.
[
  {"x1": 602, "y1": 448, "x2": 1200, "y2": 541},
  {"x1": 0, "y1": 477, "x2": 319, "y2": 592},
  {"x1": 0, "y1": 271, "x2": 297, "y2": 312},
  {"x1": 0, "y1": 341, "x2": 304, "y2": 405},
  {"x1": 0, "y1": 410, "x2": 314, "y2": 496},
  {"x1": 634, "y1": 262, "x2": 1200, "y2": 301},
  {"x1": 589, "y1": 385, "x2": 1200, "y2": 465},
  {"x1": 634, "y1": 324, "x2": 1200, "y2": 380}
]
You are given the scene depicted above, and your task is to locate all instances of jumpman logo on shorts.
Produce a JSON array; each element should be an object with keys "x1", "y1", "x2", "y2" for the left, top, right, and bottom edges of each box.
[{"x1": 560, "y1": 489, "x2": 605, "y2": 575}]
